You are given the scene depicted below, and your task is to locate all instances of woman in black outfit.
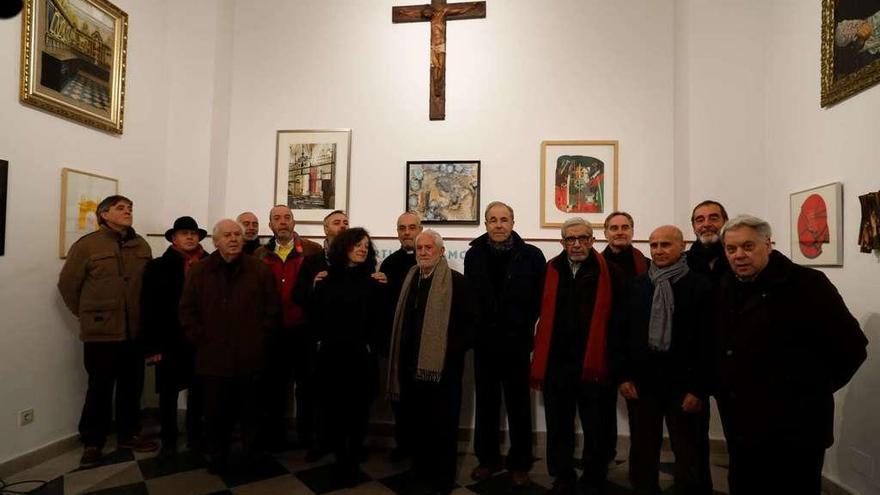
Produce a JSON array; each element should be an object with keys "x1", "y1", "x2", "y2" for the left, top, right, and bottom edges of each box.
[{"x1": 309, "y1": 227, "x2": 387, "y2": 486}]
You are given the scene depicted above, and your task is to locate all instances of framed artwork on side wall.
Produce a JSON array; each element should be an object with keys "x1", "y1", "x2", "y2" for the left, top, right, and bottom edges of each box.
[
  {"x1": 60, "y1": 168, "x2": 118, "y2": 258},
  {"x1": 20, "y1": 0, "x2": 128, "y2": 133},
  {"x1": 541, "y1": 140, "x2": 618, "y2": 228},
  {"x1": 406, "y1": 160, "x2": 481, "y2": 224},
  {"x1": 821, "y1": 0, "x2": 880, "y2": 107},
  {"x1": 790, "y1": 182, "x2": 843, "y2": 266},
  {"x1": 858, "y1": 190, "x2": 880, "y2": 253},
  {"x1": 0, "y1": 160, "x2": 7, "y2": 256},
  {"x1": 275, "y1": 129, "x2": 351, "y2": 224}
]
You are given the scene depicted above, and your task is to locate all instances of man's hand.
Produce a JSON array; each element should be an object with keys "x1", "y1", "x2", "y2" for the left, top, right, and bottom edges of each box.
[
  {"x1": 681, "y1": 393, "x2": 703, "y2": 413},
  {"x1": 372, "y1": 272, "x2": 388, "y2": 284},
  {"x1": 619, "y1": 381, "x2": 639, "y2": 400},
  {"x1": 313, "y1": 270, "x2": 328, "y2": 286}
]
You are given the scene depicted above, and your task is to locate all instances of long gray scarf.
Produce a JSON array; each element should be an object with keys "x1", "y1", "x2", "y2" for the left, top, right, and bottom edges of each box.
[
  {"x1": 647, "y1": 256, "x2": 689, "y2": 351},
  {"x1": 387, "y1": 256, "x2": 453, "y2": 400}
]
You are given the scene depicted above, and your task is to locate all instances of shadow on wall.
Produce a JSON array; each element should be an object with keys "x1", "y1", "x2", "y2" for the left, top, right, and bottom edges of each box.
[{"x1": 837, "y1": 312, "x2": 880, "y2": 495}]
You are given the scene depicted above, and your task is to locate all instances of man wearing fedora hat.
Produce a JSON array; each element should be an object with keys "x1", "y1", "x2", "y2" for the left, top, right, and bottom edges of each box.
[{"x1": 142, "y1": 216, "x2": 209, "y2": 457}]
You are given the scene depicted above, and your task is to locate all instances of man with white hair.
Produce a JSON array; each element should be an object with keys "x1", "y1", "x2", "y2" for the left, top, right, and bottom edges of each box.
[
  {"x1": 716, "y1": 215, "x2": 867, "y2": 494},
  {"x1": 531, "y1": 217, "x2": 625, "y2": 495},
  {"x1": 180, "y1": 219, "x2": 280, "y2": 474},
  {"x1": 387, "y1": 229, "x2": 477, "y2": 495}
]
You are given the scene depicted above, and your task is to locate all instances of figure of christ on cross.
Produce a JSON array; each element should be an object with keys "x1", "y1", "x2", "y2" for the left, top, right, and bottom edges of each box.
[{"x1": 392, "y1": 0, "x2": 486, "y2": 120}]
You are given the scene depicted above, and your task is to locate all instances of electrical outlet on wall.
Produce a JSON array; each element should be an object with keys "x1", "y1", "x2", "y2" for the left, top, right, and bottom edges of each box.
[{"x1": 19, "y1": 408, "x2": 35, "y2": 426}]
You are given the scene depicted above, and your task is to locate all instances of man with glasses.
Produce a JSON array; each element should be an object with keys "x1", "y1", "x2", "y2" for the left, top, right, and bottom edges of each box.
[{"x1": 531, "y1": 217, "x2": 625, "y2": 495}]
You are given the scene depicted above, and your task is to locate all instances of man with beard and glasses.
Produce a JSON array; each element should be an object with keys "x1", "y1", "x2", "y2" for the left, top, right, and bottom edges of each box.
[{"x1": 686, "y1": 200, "x2": 730, "y2": 282}]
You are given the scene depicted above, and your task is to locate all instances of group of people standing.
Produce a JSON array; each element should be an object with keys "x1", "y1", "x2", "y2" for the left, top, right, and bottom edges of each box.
[{"x1": 58, "y1": 195, "x2": 868, "y2": 495}]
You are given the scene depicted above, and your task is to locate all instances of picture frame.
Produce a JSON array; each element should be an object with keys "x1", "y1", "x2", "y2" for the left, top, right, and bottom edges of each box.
[
  {"x1": 274, "y1": 129, "x2": 351, "y2": 224},
  {"x1": 406, "y1": 160, "x2": 481, "y2": 225},
  {"x1": 790, "y1": 182, "x2": 843, "y2": 266},
  {"x1": 20, "y1": 0, "x2": 129, "y2": 134},
  {"x1": 59, "y1": 167, "x2": 118, "y2": 258},
  {"x1": 541, "y1": 140, "x2": 618, "y2": 228},
  {"x1": 0, "y1": 160, "x2": 7, "y2": 256},
  {"x1": 821, "y1": 0, "x2": 880, "y2": 107}
]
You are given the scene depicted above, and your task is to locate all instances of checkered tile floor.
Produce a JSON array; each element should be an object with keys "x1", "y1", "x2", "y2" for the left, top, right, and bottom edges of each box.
[
  {"x1": 60, "y1": 73, "x2": 110, "y2": 111},
  {"x1": 3, "y1": 436, "x2": 735, "y2": 495}
]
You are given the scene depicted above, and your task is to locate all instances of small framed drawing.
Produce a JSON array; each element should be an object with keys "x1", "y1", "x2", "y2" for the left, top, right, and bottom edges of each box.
[
  {"x1": 20, "y1": 0, "x2": 129, "y2": 134},
  {"x1": 541, "y1": 140, "x2": 618, "y2": 228},
  {"x1": 406, "y1": 160, "x2": 480, "y2": 224},
  {"x1": 790, "y1": 182, "x2": 843, "y2": 266},
  {"x1": 60, "y1": 168, "x2": 118, "y2": 258},
  {"x1": 821, "y1": 0, "x2": 880, "y2": 107},
  {"x1": 274, "y1": 129, "x2": 351, "y2": 224}
]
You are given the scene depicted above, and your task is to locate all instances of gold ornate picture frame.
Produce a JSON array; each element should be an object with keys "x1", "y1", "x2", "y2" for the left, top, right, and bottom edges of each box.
[
  {"x1": 60, "y1": 167, "x2": 118, "y2": 258},
  {"x1": 20, "y1": 0, "x2": 129, "y2": 134},
  {"x1": 541, "y1": 140, "x2": 619, "y2": 228},
  {"x1": 821, "y1": 0, "x2": 880, "y2": 107}
]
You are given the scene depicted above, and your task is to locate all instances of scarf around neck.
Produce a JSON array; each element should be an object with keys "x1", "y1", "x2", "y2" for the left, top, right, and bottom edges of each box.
[
  {"x1": 172, "y1": 244, "x2": 205, "y2": 275},
  {"x1": 647, "y1": 255, "x2": 689, "y2": 351},
  {"x1": 387, "y1": 256, "x2": 453, "y2": 400}
]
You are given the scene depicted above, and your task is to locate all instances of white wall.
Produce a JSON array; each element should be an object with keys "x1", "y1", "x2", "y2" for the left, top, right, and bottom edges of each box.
[{"x1": 0, "y1": 0, "x2": 230, "y2": 464}]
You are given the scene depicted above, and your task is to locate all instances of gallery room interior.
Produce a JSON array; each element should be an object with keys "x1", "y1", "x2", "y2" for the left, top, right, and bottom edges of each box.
[{"x1": 0, "y1": 0, "x2": 878, "y2": 494}]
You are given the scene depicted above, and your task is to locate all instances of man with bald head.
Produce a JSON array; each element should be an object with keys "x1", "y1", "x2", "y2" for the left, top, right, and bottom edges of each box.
[
  {"x1": 611, "y1": 225, "x2": 713, "y2": 494},
  {"x1": 237, "y1": 211, "x2": 261, "y2": 254},
  {"x1": 180, "y1": 219, "x2": 280, "y2": 473}
]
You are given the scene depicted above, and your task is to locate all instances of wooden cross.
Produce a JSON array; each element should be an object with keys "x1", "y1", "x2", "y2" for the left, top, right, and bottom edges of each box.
[{"x1": 392, "y1": 0, "x2": 486, "y2": 120}]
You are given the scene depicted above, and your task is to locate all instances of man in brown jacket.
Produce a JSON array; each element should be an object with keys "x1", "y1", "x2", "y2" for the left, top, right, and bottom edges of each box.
[
  {"x1": 180, "y1": 218, "x2": 281, "y2": 473},
  {"x1": 58, "y1": 195, "x2": 157, "y2": 466}
]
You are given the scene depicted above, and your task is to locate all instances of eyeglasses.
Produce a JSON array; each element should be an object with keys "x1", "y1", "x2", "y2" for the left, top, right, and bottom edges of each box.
[{"x1": 563, "y1": 235, "x2": 592, "y2": 245}]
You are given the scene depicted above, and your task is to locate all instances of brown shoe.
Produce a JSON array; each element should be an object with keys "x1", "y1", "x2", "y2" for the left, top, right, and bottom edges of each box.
[
  {"x1": 117, "y1": 435, "x2": 159, "y2": 453},
  {"x1": 80, "y1": 446, "x2": 102, "y2": 467},
  {"x1": 470, "y1": 464, "x2": 502, "y2": 481},
  {"x1": 510, "y1": 470, "x2": 531, "y2": 486}
]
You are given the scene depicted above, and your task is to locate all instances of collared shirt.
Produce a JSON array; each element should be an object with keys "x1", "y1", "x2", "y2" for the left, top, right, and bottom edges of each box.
[
  {"x1": 568, "y1": 258, "x2": 582, "y2": 278},
  {"x1": 275, "y1": 239, "x2": 293, "y2": 262}
]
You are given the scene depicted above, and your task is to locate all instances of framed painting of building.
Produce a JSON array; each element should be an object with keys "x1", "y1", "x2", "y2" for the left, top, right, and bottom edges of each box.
[
  {"x1": 821, "y1": 0, "x2": 880, "y2": 107},
  {"x1": 790, "y1": 182, "x2": 843, "y2": 266},
  {"x1": 59, "y1": 167, "x2": 118, "y2": 258},
  {"x1": 541, "y1": 140, "x2": 618, "y2": 228},
  {"x1": 274, "y1": 129, "x2": 351, "y2": 224},
  {"x1": 406, "y1": 161, "x2": 480, "y2": 224},
  {"x1": 20, "y1": 0, "x2": 129, "y2": 134}
]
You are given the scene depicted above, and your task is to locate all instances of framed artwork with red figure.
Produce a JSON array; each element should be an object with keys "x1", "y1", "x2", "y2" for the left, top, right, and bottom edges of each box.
[
  {"x1": 541, "y1": 140, "x2": 618, "y2": 228},
  {"x1": 790, "y1": 182, "x2": 843, "y2": 266}
]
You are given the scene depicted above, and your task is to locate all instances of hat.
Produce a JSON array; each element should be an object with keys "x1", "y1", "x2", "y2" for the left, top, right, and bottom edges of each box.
[{"x1": 165, "y1": 216, "x2": 208, "y2": 242}]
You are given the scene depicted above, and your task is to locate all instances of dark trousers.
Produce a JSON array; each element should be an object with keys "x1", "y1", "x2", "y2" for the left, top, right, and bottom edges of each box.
[
  {"x1": 474, "y1": 345, "x2": 534, "y2": 471},
  {"x1": 728, "y1": 441, "x2": 824, "y2": 495},
  {"x1": 79, "y1": 341, "x2": 145, "y2": 448},
  {"x1": 400, "y1": 377, "x2": 463, "y2": 491},
  {"x1": 201, "y1": 374, "x2": 261, "y2": 460},
  {"x1": 262, "y1": 331, "x2": 318, "y2": 446},
  {"x1": 543, "y1": 373, "x2": 617, "y2": 490},
  {"x1": 157, "y1": 371, "x2": 203, "y2": 446},
  {"x1": 627, "y1": 389, "x2": 712, "y2": 495}
]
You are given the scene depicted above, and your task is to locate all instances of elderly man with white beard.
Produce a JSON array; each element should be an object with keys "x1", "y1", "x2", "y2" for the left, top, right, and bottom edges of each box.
[{"x1": 387, "y1": 229, "x2": 477, "y2": 495}]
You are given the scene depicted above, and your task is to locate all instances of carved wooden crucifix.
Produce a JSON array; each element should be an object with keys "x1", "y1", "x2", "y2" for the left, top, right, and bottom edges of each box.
[{"x1": 392, "y1": 0, "x2": 486, "y2": 120}]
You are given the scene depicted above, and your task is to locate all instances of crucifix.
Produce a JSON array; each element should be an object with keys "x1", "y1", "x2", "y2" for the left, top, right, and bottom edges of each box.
[{"x1": 392, "y1": 0, "x2": 486, "y2": 120}]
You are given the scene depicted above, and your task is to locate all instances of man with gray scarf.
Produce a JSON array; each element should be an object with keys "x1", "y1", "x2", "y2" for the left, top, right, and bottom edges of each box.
[
  {"x1": 388, "y1": 229, "x2": 477, "y2": 495},
  {"x1": 611, "y1": 225, "x2": 714, "y2": 495}
]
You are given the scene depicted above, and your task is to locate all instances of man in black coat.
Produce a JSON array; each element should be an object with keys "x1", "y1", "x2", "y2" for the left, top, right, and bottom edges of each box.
[
  {"x1": 388, "y1": 229, "x2": 477, "y2": 495},
  {"x1": 611, "y1": 225, "x2": 713, "y2": 495},
  {"x1": 716, "y1": 215, "x2": 868, "y2": 494},
  {"x1": 686, "y1": 200, "x2": 730, "y2": 282},
  {"x1": 601, "y1": 211, "x2": 649, "y2": 280},
  {"x1": 142, "y1": 217, "x2": 209, "y2": 457},
  {"x1": 464, "y1": 201, "x2": 546, "y2": 485},
  {"x1": 378, "y1": 211, "x2": 423, "y2": 459}
]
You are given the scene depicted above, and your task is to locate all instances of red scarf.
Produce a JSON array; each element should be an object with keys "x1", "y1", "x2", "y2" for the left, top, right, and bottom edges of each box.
[
  {"x1": 173, "y1": 245, "x2": 205, "y2": 275},
  {"x1": 530, "y1": 249, "x2": 613, "y2": 389}
]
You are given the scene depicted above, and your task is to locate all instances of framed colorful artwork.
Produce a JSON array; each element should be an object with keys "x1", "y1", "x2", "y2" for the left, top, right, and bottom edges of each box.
[
  {"x1": 821, "y1": 0, "x2": 880, "y2": 107},
  {"x1": 858, "y1": 190, "x2": 880, "y2": 253},
  {"x1": 790, "y1": 182, "x2": 843, "y2": 266},
  {"x1": 406, "y1": 160, "x2": 480, "y2": 224},
  {"x1": 274, "y1": 129, "x2": 351, "y2": 224},
  {"x1": 541, "y1": 140, "x2": 619, "y2": 228},
  {"x1": 59, "y1": 167, "x2": 118, "y2": 258},
  {"x1": 20, "y1": 0, "x2": 129, "y2": 134}
]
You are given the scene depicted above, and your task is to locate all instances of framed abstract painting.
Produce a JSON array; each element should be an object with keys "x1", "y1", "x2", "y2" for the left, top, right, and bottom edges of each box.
[
  {"x1": 406, "y1": 160, "x2": 480, "y2": 224},
  {"x1": 59, "y1": 167, "x2": 118, "y2": 258},
  {"x1": 541, "y1": 140, "x2": 618, "y2": 228},
  {"x1": 790, "y1": 182, "x2": 843, "y2": 266}
]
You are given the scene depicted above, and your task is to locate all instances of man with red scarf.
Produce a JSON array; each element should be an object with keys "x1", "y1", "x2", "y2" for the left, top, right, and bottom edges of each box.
[
  {"x1": 531, "y1": 217, "x2": 625, "y2": 495},
  {"x1": 142, "y1": 216, "x2": 210, "y2": 457},
  {"x1": 254, "y1": 205, "x2": 322, "y2": 451}
]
